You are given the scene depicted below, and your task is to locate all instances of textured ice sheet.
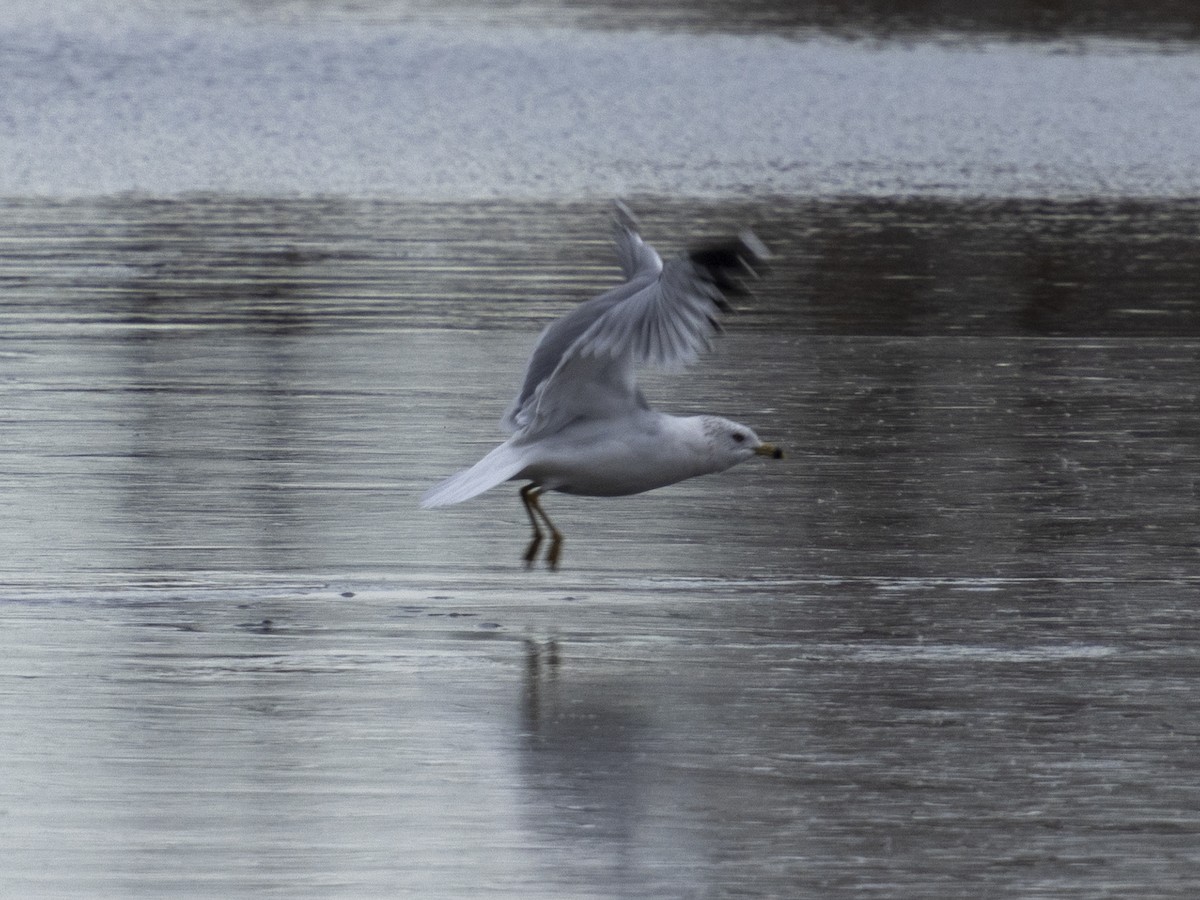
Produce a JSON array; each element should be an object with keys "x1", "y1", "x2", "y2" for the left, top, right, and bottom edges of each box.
[{"x1": 2, "y1": 10, "x2": 1199, "y2": 198}]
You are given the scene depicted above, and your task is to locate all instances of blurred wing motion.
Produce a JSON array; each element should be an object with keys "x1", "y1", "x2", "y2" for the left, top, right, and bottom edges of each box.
[{"x1": 501, "y1": 201, "x2": 770, "y2": 440}]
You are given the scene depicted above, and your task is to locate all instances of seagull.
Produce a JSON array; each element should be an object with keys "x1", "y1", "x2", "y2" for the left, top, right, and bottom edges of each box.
[{"x1": 421, "y1": 202, "x2": 781, "y2": 568}]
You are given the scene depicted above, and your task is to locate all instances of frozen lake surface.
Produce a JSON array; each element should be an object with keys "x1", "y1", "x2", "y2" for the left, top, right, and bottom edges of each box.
[{"x1": 3, "y1": 196, "x2": 1200, "y2": 897}]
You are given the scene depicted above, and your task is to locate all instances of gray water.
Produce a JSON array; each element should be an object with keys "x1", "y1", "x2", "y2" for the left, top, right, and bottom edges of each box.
[{"x1": 3, "y1": 195, "x2": 1199, "y2": 897}]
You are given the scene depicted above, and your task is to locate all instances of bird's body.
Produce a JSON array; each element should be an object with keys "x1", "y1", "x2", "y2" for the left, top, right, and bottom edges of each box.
[
  {"x1": 421, "y1": 202, "x2": 780, "y2": 567},
  {"x1": 514, "y1": 412, "x2": 755, "y2": 497}
]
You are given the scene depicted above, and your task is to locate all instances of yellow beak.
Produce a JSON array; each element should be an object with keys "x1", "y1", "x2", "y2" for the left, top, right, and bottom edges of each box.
[{"x1": 755, "y1": 443, "x2": 783, "y2": 460}]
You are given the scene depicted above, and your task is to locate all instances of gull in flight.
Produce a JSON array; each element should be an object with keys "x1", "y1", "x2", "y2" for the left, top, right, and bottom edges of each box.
[{"x1": 421, "y1": 202, "x2": 781, "y2": 568}]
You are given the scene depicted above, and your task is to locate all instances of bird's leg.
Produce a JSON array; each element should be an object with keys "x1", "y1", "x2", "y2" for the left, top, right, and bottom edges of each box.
[
  {"x1": 544, "y1": 516, "x2": 563, "y2": 570},
  {"x1": 520, "y1": 485, "x2": 563, "y2": 570},
  {"x1": 535, "y1": 499, "x2": 564, "y2": 570},
  {"x1": 520, "y1": 484, "x2": 544, "y2": 566}
]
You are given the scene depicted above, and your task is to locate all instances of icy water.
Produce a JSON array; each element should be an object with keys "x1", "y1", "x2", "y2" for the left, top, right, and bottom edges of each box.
[{"x1": 3, "y1": 196, "x2": 1200, "y2": 897}]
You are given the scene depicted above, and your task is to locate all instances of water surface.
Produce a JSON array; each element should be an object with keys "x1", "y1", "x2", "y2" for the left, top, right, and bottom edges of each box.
[{"x1": 3, "y1": 197, "x2": 1199, "y2": 897}]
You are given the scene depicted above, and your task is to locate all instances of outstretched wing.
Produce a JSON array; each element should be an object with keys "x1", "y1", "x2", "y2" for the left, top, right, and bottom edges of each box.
[{"x1": 503, "y1": 204, "x2": 769, "y2": 441}]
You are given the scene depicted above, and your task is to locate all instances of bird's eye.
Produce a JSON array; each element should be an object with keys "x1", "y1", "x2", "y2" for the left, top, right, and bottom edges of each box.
[{"x1": 732, "y1": 432, "x2": 746, "y2": 443}]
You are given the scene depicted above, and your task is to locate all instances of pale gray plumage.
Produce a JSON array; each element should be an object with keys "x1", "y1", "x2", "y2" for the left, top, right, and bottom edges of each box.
[
  {"x1": 500, "y1": 202, "x2": 767, "y2": 440},
  {"x1": 421, "y1": 202, "x2": 779, "y2": 567}
]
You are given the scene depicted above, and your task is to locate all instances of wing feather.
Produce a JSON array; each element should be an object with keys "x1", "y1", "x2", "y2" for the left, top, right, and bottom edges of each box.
[
  {"x1": 612, "y1": 200, "x2": 663, "y2": 280},
  {"x1": 505, "y1": 206, "x2": 770, "y2": 441}
]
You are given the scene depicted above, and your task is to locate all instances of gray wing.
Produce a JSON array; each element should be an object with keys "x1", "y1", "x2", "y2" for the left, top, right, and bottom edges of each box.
[
  {"x1": 503, "y1": 206, "x2": 769, "y2": 440},
  {"x1": 611, "y1": 199, "x2": 663, "y2": 280},
  {"x1": 500, "y1": 203, "x2": 661, "y2": 432}
]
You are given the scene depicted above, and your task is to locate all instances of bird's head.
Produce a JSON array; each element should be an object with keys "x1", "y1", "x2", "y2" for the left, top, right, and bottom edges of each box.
[{"x1": 700, "y1": 416, "x2": 783, "y2": 470}]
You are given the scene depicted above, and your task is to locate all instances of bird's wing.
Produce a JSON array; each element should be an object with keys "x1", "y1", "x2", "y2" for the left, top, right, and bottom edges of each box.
[
  {"x1": 500, "y1": 204, "x2": 660, "y2": 432},
  {"x1": 503, "y1": 208, "x2": 769, "y2": 441},
  {"x1": 612, "y1": 200, "x2": 663, "y2": 280}
]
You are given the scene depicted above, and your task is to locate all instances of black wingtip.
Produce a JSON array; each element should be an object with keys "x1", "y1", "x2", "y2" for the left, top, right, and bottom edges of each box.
[{"x1": 688, "y1": 229, "x2": 771, "y2": 294}]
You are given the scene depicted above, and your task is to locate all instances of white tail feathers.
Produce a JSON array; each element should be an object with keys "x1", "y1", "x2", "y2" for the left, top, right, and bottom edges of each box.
[{"x1": 420, "y1": 442, "x2": 528, "y2": 508}]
